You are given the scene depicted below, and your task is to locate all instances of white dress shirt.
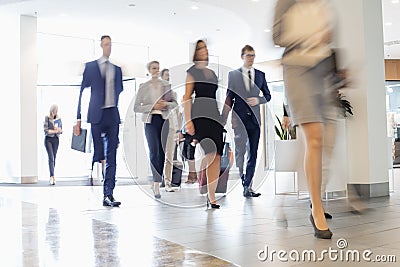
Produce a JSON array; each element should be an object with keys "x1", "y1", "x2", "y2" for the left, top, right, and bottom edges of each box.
[
  {"x1": 242, "y1": 66, "x2": 255, "y2": 91},
  {"x1": 98, "y1": 57, "x2": 116, "y2": 108}
]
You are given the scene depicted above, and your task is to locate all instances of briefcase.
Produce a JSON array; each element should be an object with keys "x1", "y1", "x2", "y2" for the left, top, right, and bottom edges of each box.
[{"x1": 71, "y1": 128, "x2": 90, "y2": 153}]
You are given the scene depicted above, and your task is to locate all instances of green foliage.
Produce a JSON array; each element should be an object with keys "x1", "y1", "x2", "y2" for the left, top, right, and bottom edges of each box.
[
  {"x1": 337, "y1": 92, "x2": 353, "y2": 117},
  {"x1": 274, "y1": 115, "x2": 296, "y2": 140}
]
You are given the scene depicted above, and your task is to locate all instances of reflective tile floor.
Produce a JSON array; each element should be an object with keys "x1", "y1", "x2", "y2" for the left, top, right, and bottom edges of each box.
[{"x1": 1, "y1": 170, "x2": 400, "y2": 267}]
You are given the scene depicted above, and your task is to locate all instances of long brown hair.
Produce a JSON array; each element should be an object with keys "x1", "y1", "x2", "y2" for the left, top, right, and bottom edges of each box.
[{"x1": 192, "y1": 40, "x2": 209, "y2": 63}]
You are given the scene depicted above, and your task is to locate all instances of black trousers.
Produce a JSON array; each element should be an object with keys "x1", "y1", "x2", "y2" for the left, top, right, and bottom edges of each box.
[
  {"x1": 145, "y1": 115, "x2": 169, "y2": 183},
  {"x1": 45, "y1": 136, "x2": 59, "y2": 177}
]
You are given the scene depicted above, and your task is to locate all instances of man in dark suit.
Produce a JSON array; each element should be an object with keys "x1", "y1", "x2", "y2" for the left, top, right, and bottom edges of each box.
[
  {"x1": 74, "y1": 35, "x2": 123, "y2": 207},
  {"x1": 222, "y1": 45, "x2": 271, "y2": 198}
]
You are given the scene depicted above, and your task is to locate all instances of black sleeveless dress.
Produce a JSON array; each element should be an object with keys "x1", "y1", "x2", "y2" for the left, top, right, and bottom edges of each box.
[{"x1": 187, "y1": 65, "x2": 224, "y2": 155}]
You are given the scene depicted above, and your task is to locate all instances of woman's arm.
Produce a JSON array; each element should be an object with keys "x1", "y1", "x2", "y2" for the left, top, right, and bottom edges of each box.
[
  {"x1": 133, "y1": 83, "x2": 154, "y2": 113},
  {"x1": 183, "y1": 73, "x2": 195, "y2": 135},
  {"x1": 44, "y1": 116, "x2": 58, "y2": 135}
]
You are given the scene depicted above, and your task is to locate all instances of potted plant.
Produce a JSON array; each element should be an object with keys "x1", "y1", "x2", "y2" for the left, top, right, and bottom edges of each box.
[
  {"x1": 274, "y1": 114, "x2": 301, "y2": 172},
  {"x1": 337, "y1": 90, "x2": 353, "y2": 118}
]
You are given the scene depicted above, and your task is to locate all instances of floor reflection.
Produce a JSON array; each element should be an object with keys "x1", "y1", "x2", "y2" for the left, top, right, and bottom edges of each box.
[
  {"x1": 21, "y1": 202, "x2": 39, "y2": 267},
  {"x1": 92, "y1": 219, "x2": 120, "y2": 267},
  {"x1": 1, "y1": 187, "x2": 242, "y2": 267},
  {"x1": 46, "y1": 208, "x2": 60, "y2": 261}
]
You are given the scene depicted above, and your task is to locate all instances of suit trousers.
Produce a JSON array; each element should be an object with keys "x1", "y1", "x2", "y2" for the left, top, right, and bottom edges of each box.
[
  {"x1": 145, "y1": 115, "x2": 169, "y2": 183},
  {"x1": 91, "y1": 108, "x2": 119, "y2": 197},
  {"x1": 233, "y1": 125, "x2": 260, "y2": 187}
]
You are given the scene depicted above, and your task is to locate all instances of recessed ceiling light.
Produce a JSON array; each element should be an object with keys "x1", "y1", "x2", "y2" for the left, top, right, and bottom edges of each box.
[
  {"x1": 392, "y1": 0, "x2": 399, "y2": 4},
  {"x1": 252, "y1": 0, "x2": 259, "y2": 2},
  {"x1": 191, "y1": 5, "x2": 199, "y2": 10},
  {"x1": 385, "y1": 22, "x2": 393, "y2": 26},
  {"x1": 216, "y1": 29, "x2": 221, "y2": 32},
  {"x1": 264, "y1": 29, "x2": 271, "y2": 33}
]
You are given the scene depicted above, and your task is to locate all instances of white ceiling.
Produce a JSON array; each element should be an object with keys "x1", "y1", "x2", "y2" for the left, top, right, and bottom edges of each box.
[
  {"x1": 1, "y1": 0, "x2": 400, "y2": 66},
  {"x1": 382, "y1": 0, "x2": 400, "y2": 58}
]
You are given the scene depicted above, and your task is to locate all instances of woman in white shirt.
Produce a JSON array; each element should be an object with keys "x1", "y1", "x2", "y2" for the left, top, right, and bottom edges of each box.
[{"x1": 134, "y1": 61, "x2": 177, "y2": 199}]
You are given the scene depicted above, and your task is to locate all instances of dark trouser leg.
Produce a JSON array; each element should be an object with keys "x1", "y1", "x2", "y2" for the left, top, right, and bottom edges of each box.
[
  {"x1": 103, "y1": 110, "x2": 119, "y2": 197},
  {"x1": 91, "y1": 124, "x2": 105, "y2": 171},
  {"x1": 92, "y1": 108, "x2": 120, "y2": 197},
  {"x1": 243, "y1": 126, "x2": 260, "y2": 187},
  {"x1": 45, "y1": 136, "x2": 58, "y2": 177},
  {"x1": 145, "y1": 115, "x2": 169, "y2": 183},
  {"x1": 233, "y1": 126, "x2": 247, "y2": 182},
  {"x1": 52, "y1": 137, "x2": 59, "y2": 169}
]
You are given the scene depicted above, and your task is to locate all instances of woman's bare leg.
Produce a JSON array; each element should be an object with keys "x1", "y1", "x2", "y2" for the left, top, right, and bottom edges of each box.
[
  {"x1": 205, "y1": 153, "x2": 221, "y2": 204},
  {"x1": 321, "y1": 121, "x2": 337, "y2": 194},
  {"x1": 300, "y1": 122, "x2": 329, "y2": 230}
]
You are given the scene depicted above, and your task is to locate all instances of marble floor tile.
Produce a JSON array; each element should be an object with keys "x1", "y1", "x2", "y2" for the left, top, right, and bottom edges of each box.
[{"x1": 0, "y1": 170, "x2": 400, "y2": 266}]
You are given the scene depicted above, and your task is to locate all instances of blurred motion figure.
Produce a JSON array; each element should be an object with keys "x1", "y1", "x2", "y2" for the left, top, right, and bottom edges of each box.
[{"x1": 273, "y1": 0, "x2": 339, "y2": 239}]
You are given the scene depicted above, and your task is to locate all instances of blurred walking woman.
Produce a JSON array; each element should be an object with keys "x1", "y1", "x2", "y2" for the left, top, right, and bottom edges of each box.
[
  {"x1": 134, "y1": 61, "x2": 177, "y2": 199},
  {"x1": 183, "y1": 40, "x2": 224, "y2": 209},
  {"x1": 273, "y1": 0, "x2": 337, "y2": 238},
  {"x1": 44, "y1": 104, "x2": 63, "y2": 185}
]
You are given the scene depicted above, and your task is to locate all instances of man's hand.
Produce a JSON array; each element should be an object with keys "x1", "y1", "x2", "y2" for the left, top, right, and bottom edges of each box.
[
  {"x1": 246, "y1": 97, "x2": 259, "y2": 107},
  {"x1": 74, "y1": 121, "x2": 81, "y2": 136}
]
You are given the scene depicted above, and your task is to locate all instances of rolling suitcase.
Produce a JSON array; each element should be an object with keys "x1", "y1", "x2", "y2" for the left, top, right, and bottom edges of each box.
[
  {"x1": 171, "y1": 144, "x2": 183, "y2": 187},
  {"x1": 199, "y1": 142, "x2": 233, "y2": 194}
]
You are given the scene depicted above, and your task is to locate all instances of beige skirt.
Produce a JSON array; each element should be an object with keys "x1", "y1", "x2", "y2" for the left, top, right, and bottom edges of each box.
[{"x1": 283, "y1": 56, "x2": 339, "y2": 126}]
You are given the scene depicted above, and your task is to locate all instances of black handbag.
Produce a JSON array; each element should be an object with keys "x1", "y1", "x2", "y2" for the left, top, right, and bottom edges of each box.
[{"x1": 71, "y1": 128, "x2": 88, "y2": 153}]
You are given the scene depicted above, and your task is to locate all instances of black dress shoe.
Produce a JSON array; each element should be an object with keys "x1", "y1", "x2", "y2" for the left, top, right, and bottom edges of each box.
[
  {"x1": 249, "y1": 188, "x2": 261, "y2": 197},
  {"x1": 310, "y1": 204, "x2": 332, "y2": 219},
  {"x1": 103, "y1": 196, "x2": 121, "y2": 207},
  {"x1": 243, "y1": 186, "x2": 252, "y2": 198},
  {"x1": 309, "y1": 214, "x2": 332, "y2": 239}
]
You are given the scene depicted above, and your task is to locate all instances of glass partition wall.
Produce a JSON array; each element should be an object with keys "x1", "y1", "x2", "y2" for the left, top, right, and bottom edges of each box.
[
  {"x1": 386, "y1": 80, "x2": 400, "y2": 167},
  {"x1": 36, "y1": 33, "x2": 146, "y2": 181},
  {"x1": 36, "y1": 32, "x2": 282, "y2": 184}
]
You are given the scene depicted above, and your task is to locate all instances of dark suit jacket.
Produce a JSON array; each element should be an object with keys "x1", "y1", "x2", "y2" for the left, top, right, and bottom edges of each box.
[
  {"x1": 77, "y1": 60, "x2": 123, "y2": 124},
  {"x1": 223, "y1": 68, "x2": 271, "y2": 128}
]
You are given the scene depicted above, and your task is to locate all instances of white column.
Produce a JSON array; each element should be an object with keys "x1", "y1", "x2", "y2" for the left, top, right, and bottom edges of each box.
[
  {"x1": 0, "y1": 11, "x2": 21, "y2": 183},
  {"x1": 332, "y1": 0, "x2": 388, "y2": 197},
  {"x1": 20, "y1": 15, "x2": 38, "y2": 183}
]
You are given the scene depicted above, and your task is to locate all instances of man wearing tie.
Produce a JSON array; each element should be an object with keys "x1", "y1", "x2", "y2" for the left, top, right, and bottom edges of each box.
[
  {"x1": 74, "y1": 35, "x2": 123, "y2": 207},
  {"x1": 222, "y1": 45, "x2": 271, "y2": 198}
]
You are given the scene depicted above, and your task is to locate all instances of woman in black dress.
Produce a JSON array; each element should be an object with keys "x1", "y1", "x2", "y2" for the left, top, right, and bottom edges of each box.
[{"x1": 183, "y1": 40, "x2": 224, "y2": 209}]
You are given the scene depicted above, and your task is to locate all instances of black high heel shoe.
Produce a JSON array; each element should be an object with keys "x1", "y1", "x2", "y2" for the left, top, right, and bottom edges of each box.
[
  {"x1": 309, "y1": 214, "x2": 332, "y2": 239},
  {"x1": 310, "y1": 204, "x2": 332, "y2": 219},
  {"x1": 206, "y1": 196, "x2": 220, "y2": 209}
]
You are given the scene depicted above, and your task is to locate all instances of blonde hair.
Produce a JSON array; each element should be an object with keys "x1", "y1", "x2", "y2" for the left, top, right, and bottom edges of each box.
[{"x1": 49, "y1": 104, "x2": 59, "y2": 119}]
